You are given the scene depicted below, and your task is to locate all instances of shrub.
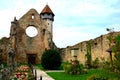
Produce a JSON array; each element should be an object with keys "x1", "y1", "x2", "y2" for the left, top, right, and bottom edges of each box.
[
  {"x1": 41, "y1": 49, "x2": 61, "y2": 70},
  {"x1": 59, "y1": 62, "x2": 68, "y2": 70},
  {"x1": 64, "y1": 60, "x2": 85, "y2": 75},
  {"x1": 64, "y1": 63, "x2": 71, "y2": 74}
]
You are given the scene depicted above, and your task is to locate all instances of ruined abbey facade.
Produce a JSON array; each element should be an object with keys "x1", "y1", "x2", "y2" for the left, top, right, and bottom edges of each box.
[{"x1": 8, "y1": 5, "x2": 57, "y2": 64}]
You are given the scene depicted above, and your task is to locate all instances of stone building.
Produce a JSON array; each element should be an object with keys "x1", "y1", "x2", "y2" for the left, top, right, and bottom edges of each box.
[
  {"x1": 0, "y1": 4, "x2": 120, "y2": 66},
  {"x1": 61, "y1": 32, "x2": 120, "y2": 65},
  {"x1": 9, "y1": 5, "x2": 57, "y2": 64}
]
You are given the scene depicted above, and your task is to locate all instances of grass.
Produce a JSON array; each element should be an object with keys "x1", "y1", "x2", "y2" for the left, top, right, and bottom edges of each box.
[
  {"x1": 35, "y1": 62, "x2": 67, "y2": 70},
  {"x1": 34, "y1": 64, "x2": 45, "y2": 70},
  {"x1": 47, "y1": 72, "x2": 88, "y2": 80},
  {"x1": 35, "y1": 63, "x2": 120, "y2": 80},
  {"x1": 47, "y1": 69, "x2": 120, "y2": 80}
]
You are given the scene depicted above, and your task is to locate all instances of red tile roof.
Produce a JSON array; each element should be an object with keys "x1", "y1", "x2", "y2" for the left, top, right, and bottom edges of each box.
[{"x1": 41, "y1": 5, "x2": 54, "y2": 15}]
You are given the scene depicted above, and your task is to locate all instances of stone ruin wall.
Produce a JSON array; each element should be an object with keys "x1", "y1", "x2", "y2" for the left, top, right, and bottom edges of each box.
[
  {"x1": 15, "y1": 9, "x2": 45, "y2": 63},
  {"x1": 8, "y1": 9, "x2": 56, "y2": 64},
  {"x1": 61, "y1": 32, "x2": 120, "y2": 65},
  {"x1": 0, "y1": 37, "x2": 10, "y2": 64}
]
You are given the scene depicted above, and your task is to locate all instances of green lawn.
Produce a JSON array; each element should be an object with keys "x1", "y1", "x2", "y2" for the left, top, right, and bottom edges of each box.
[
  {"x1": 35, "y1": 63, "x2": 120, "y2": 80},
  {"x1": 35, "y1": 64, "x2": 45, "y2": 70},
  {"x1": 47, "y1": 69, "x2": 120, "y2": 80},
  {"x1": 47, "y1": 72, "x2": 88, "y2": 80}
]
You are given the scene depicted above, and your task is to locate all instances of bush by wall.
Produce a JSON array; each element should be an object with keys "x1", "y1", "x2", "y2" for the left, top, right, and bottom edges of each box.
[
  {"x1": 64, "y1": 60, "x2": 86, "y2": 75},
  {"x1": 41, "y1": 49, "x2": 61, "y2": 70}
]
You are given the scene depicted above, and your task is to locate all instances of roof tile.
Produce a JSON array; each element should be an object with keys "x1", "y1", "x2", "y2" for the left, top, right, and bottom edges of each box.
[{"x1": 41, "y1": 5, "x2": 54, "y2": 15}]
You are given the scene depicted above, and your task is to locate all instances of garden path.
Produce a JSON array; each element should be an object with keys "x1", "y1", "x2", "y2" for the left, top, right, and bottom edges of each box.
[{"x1": 34, "y1": 67, "x2": 55, "y2": 80}]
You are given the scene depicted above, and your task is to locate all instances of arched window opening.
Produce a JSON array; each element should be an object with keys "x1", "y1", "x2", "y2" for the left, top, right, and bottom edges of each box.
[{"x1": 32, "y1": 14, "x2": 34, "y2": 19}]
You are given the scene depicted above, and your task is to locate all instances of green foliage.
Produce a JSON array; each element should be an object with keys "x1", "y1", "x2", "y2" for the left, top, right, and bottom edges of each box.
[
  {"x1": 64, "y1": 60, "x2": 85, "y2": 75},
  {"x1": 92, "y1": 58, "x2": 99, "y2": 68},
  {"x1": 87, "y1": 74, "x2": 108, "y2": 80},
  {"x1": 41, "y1": 49, "x2": 61, "y2": 70},
  {"x1": 106, "y1": 28, "x2": 110, "y2": 31},
  {"x1": 114, "y1": 52, "x2": 120, "y2": 72},
  {"x1": 86, "y1": 41, "x2": 92, "y2": 69},
  {"x1": 106, "y1": 31, "x2": 115, "y2": 70},
  {"x1": 87, "y1": 74, "x2": 119, "y2": 80},
  {"x1": 59, "y1": 62, "x2": 68, "y2": 70},
  {"x1": 103, "y1": 61, "x2": 112, "y2": 70},
  {"x1": 112, "y1": 35, "x2": 120, "y2": 72},
  {"x1": 85, "y1": 52, "x2": 92, "y2": 69},
  {"x1": 64, "y1": 63, "x2": 71, "y2": 74},
  {"x1": 34, "y1": 64, "x2": 45, "y2": 70},
  {"x1": 87, "y1": 69, "x2": 120, "y2": 80}
]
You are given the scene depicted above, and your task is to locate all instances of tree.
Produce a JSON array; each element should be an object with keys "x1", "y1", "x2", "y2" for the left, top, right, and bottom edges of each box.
[{"x1": 41, "y1": 49, "x2": 61, "y2": 70}]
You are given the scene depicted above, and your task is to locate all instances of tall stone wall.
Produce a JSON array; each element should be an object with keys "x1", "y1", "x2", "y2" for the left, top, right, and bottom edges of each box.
[
  {"x1": 61, "y1": 32, "x2": 120, "y2": 65},
  {"x1": 0, "y1": 37, "x2": 10, "y2": 64}
]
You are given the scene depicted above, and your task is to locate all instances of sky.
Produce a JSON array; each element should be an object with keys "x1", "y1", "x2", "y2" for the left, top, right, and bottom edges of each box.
[{"x1": 0, "y1": 0, "x2": 120, "y2": 48}]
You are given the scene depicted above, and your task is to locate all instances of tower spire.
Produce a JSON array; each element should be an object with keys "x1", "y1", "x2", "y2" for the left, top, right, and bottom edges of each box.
[
  {"x1": 40, "y1": 4, "x2": 54, "y2": 16},
  {"x1": 40, "y1": 4, "x2": 55, "y2": 21}
]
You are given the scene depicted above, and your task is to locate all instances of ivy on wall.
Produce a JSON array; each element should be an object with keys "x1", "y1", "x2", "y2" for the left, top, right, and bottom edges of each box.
[{"x1": 85, "y1": 40, "x2": 92, "y2": 68}]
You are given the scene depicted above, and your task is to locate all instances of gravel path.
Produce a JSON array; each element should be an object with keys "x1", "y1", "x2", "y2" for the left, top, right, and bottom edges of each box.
[{"x1": 34, "y1": 67, "x2": 54, "y2": 80}]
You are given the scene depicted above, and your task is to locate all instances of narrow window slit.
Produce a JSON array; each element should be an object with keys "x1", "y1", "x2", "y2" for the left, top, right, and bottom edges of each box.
[{"x1": 32, "y1": 14, "x2": 34, "y2": 19}]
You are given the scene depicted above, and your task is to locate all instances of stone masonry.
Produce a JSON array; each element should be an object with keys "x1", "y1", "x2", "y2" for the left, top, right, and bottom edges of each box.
[
  {"x1": 9, "y1": 5, "x2": 56, "y2": 64},
  {"x1": 61, "y1": 32, "x2": 120, "y2": 65}
]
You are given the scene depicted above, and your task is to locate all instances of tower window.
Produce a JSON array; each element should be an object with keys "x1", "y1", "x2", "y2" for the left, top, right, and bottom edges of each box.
[
  {"x1": 43, "y1": 29, "x2": 46, "y2": 35},
  {"x1": 32, "y1": 14, "x2": 34, "y2": 19}
]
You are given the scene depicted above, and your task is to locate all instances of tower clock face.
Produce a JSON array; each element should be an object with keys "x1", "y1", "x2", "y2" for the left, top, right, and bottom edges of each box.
[{"x1": 26, "y1": 26, "x2": 38, "y2": 37}]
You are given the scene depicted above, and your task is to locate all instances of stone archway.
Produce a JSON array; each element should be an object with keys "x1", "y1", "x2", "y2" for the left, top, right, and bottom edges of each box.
[{"x1": 27, "y1": 54, "x2": 36, "y2": 64}]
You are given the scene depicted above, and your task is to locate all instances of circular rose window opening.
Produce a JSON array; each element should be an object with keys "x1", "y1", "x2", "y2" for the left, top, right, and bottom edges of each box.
[{"x1": 26, "y1": 26, "x2": 38, "y2": 37}]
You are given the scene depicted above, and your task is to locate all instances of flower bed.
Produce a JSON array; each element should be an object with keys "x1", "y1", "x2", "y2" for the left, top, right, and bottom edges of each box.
[
  {"x1": 10, "y1": 65, "x2": 34, "y2": 80},
  {"x1": 15, "y1": 65, "x2": 29, "y2": 72}
]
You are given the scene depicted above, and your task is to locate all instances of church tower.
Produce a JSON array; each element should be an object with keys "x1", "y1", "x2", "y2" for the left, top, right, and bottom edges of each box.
[
  {"x1": 40, "y1": 5, "x2": 54, "y2": 40},
  {"x1": 40, "y1": 5, "x2": 55, "y2": 49}
]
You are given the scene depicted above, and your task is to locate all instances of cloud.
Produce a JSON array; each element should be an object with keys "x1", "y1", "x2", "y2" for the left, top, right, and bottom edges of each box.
[{"x1": 53, "y1": 24, "x2": 107, "y2": 48}]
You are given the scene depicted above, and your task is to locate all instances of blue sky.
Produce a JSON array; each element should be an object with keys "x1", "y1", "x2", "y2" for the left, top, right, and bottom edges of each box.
[{"x1": 0, "y1": 0, "x2": 120, "y2": 48}]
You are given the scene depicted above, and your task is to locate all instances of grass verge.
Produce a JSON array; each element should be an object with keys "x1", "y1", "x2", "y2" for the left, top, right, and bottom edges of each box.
[{"x1": 47, "y1": 69, "x2": 120, "y2": 80}]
